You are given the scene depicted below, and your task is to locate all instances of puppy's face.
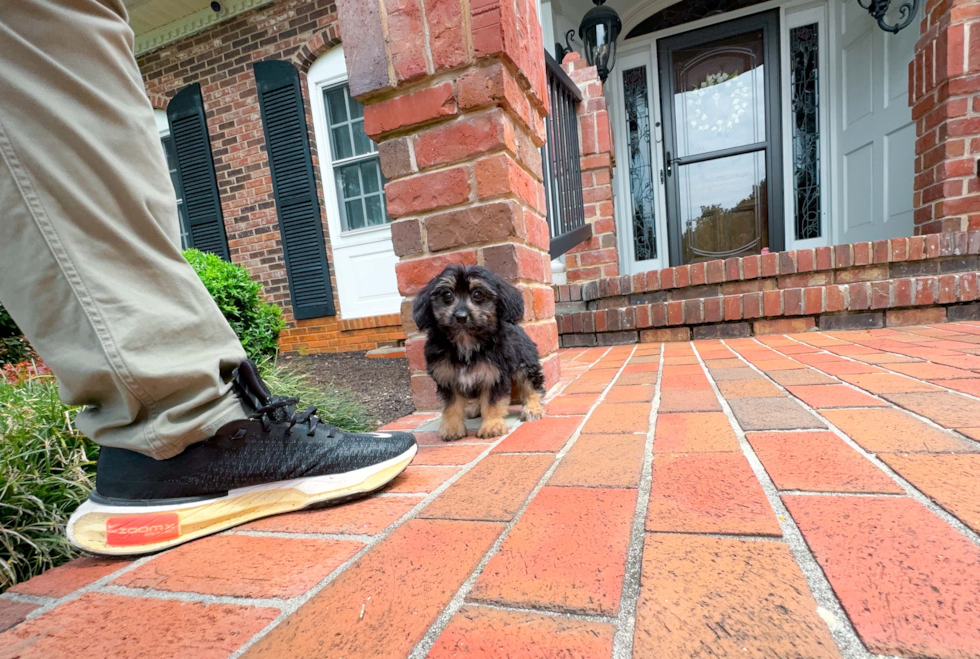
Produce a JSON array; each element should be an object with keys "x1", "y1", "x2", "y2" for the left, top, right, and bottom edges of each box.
[
  {"x1": 413, "y1": 265, "x2": 526, "y2": 347},
  {"x1": 428, "y1": 269, "x2": 498, "y2": 339}
]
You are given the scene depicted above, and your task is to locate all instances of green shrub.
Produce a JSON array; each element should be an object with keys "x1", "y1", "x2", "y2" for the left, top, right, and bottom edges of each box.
[
  {"x1": 183, "y1": 249, "x2": 287, "y2": 361},
  {"x1": 0, "y1": 303, "x2": 30, "y2": 367},
  {"x1": 0, "y1": 361, "x2": 369, "y2": 591},
  {"x1": 0, "y1": 375, "x2": 95, "y2": 591}
]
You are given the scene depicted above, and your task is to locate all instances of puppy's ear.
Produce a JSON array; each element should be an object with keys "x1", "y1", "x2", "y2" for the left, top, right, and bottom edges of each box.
[
  {"x1": 412, "y1": 278, "x2": 438, "y2": 331},
  {"x1": 487, "y1": 271, "x2": 524, "y2": 324}
]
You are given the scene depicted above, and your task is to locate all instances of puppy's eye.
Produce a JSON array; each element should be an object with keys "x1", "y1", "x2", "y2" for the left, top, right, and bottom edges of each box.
[
  {"x1": 471, "y1": 289, "x2": 485, "y2": 302},
  {"x1": 440, "y1": 290, "x2": 454, "y2": 303}
]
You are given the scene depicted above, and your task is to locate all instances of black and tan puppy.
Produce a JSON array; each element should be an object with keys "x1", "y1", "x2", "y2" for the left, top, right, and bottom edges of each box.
[{"x1": 413, "y1": 265, "x2": 546, "y2": 441}]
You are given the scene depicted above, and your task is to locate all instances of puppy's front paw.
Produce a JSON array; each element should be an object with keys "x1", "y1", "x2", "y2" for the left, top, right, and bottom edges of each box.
[
  {"x1": 476, "y1": 417, "x2": 508, "y2": 438},
  {"x1": 439, "y1": 419, "x2": 467, "y2": 441},
  {"x1": 520, "y1": 402, "x2": 544, "y2": 422}
]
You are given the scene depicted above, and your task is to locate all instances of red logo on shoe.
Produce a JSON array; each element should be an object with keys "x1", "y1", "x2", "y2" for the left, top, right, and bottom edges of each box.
[{"x1": 106, "y1": 513, "x2": 180, "y2": 547}]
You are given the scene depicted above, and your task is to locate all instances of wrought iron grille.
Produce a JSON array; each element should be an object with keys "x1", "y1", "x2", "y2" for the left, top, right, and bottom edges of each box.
[
  {"x1": 542, "y1": 50, "x2": 592, "y2": 259},
  {"x1": 790, "y1": 23, "x2": 821, "y2": 241}
]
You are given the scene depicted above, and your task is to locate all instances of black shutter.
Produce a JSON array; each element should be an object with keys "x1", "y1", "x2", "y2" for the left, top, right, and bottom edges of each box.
[
  {"x1": 166, "y1": 83, "x2": 230, "y2": 260},
  {"x1": 254, "y1": 60, "x2": 336, "y2": 319}
]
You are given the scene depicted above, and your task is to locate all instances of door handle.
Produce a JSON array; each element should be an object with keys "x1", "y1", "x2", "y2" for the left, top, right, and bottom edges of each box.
[{"x1": 665, "y1": 151, "x2": 673, "y2": 177}]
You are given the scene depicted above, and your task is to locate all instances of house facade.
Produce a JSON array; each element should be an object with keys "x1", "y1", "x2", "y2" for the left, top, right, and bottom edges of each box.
[
  {"x1": 129, "y1": 0, "x2": 980, "y2": 408},
  {"x1": 136, "y1": 0, "x2": 405, "y2": 354}
]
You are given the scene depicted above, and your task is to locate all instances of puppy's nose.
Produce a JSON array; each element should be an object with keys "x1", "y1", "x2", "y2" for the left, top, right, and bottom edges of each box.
[{"x1": 454, "y1": 311, "x2": 468, "y2": 324}]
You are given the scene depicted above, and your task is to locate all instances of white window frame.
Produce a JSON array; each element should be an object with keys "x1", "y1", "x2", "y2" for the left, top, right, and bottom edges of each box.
[
  {"x1": 154, "y1": 109, "x2": 191, "y2": 251},
  {"x1": 308, "y1": 48, "x2": 391, "y2": 249}
]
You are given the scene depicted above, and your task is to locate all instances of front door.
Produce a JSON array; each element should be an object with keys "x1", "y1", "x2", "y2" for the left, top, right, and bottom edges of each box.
[
  {"x1": 834, "y1": 0, "x2": 917, "y2": 243},
  {"x1": 658, "y1": 11, "x2": 783, "y2": 265}
]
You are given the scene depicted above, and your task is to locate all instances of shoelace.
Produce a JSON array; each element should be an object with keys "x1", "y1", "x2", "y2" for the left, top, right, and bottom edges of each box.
[{"x1": 249, "y1": 396, "x2": 338, "y2": 437}]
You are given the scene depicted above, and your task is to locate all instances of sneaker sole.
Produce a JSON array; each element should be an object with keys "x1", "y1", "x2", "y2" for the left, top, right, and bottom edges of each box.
[{"x1": 66, "y1": 444, "x2": 417, "y2": 556}]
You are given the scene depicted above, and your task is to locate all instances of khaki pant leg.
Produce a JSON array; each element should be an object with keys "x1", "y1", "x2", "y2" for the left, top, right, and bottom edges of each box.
[{"x1": 0, "y1": 0, "x2": 247, "y2": 459}]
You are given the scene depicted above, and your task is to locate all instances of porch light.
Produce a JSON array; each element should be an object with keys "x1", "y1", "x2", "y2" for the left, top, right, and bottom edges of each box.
[
  {"x1": 856, "y1": 0, "x2": 919, "y2": 33},
  {"x1": 579, "y1": 0, "x2": 622, "y2": 83}
]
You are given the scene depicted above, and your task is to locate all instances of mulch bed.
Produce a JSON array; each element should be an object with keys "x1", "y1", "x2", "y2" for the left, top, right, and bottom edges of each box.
[{"x1": 281, "y1": 351, "x2": 415, "y2": 428}]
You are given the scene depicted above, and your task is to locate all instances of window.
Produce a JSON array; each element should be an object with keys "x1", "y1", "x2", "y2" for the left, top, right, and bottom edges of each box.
[
  {"x1": 155, "y1": 109, "x2": 192, "y2": 249},
  {"x1": 322, "y1": 84, "x2": 388, "y2": 231},
  {"x1": 159, "y1": 134, "x2": 192, "y2": 249},
  {"x1": 790, "y1": 23, "x2": 821, "y2": 241},
  {"x1": 623, "y1": 65, "x2": 657, "y2": 261}
]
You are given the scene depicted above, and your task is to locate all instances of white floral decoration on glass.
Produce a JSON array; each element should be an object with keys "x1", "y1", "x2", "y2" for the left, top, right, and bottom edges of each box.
[{"x1": 687, "y1": 69, "x2": 751, "y2": 135}]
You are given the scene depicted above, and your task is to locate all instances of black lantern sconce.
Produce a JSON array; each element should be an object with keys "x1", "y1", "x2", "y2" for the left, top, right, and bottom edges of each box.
[
  {"x1": 554, "y1": 0, "x2": 623, "y2": 82},
  {"x1": 580, "y1": 0, "x2": 622, "y2": 82},
  {"x1": 857, "y1": 0, "x2": 920, "y2": 33}
]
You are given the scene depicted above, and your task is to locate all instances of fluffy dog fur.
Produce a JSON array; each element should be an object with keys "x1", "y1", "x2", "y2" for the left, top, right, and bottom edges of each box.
[{"x1": 413, "y1": 265, "x2": 546, "y2": 441}]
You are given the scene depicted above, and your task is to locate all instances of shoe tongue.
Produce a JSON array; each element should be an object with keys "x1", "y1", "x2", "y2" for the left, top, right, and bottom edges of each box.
[{"x1": 233, "y1": 359, "x2": 273, "y2": 412}]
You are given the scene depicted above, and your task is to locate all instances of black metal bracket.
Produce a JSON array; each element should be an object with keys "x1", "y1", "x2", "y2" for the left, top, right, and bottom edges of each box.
[
  {"x1": 554, "y1": 30, "x2": 578, "y2": 62},
  {"x1": 856, "y1": 0, "x2": 920, "y2": 33}
]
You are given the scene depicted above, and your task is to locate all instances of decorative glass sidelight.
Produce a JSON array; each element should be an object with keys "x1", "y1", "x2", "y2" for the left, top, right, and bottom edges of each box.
[
  {"x1": 623, "y1": 66, "x2": 658, "y2": 261},
  {"x1": 790, "y1": 23, "x2": 821, "y2": 240}
]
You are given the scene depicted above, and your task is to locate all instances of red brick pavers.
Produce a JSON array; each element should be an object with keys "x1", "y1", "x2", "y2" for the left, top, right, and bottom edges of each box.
[{"x1": 3, "y1": 328, "x2": 980, "y2": 658}]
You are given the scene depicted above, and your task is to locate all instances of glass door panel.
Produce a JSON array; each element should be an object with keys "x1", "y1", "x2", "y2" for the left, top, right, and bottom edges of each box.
[{"x1": 677, "y1": 151, "x2": 767, "y2": 262}]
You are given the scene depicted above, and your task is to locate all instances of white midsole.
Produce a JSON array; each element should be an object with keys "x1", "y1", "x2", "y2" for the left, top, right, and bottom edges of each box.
[{"x1": 68, "y1": 444, "x2": 417, "y2": 518}]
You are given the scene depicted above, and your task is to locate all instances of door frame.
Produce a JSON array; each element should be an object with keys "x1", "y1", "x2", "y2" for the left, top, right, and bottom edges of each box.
[
  {"x1": 657, "y1": 9, "x2": 784, "y2": 265},
  {"x1": 307, "y1": 47, "x2": 402, "y2": 320},
  {"x1": 608, "y1": 0, "x2": 833, "y2": 274}
]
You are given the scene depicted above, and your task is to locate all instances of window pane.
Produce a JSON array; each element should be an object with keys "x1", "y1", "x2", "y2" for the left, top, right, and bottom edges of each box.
[
  {"x1": 791, "y1": 23, "x2": 821, "y2": 240},
  {"x1": 623, "y1": 66, "x2": 657, "y2": 261},
  {"x1": 339, "y1": 163, "x2": 362, "y2": 197},
  {"x1": 677, "y1": 150, "x2": 768, "y2": 263},
  {"x1": 671, "y1": 30, "x2": 767, "y2": 158},
  {"x1": 331, "y1": 125, "x2": 353, "y2": 160},
  {"x1": 345, "y1": 199, "x2": 365, "y2": 230},
  {"x1": 351, "y1": 119, "x2": 374, "y2": 156},
  {"x1": 360, "y1": 160, "x2": 381, "y2": 193},
  {"x1": 160, "y1": 136, "x2": 191, "y2": 250},
  {"x1": 364, "y1": 194, "x2": 385, "y2": 226},
  {"x1": 348, "y1": 92, "x2": 364, "y2": 120},
  {"x1": 324, "y1": 87, "x2": 348, "y2": 126}
]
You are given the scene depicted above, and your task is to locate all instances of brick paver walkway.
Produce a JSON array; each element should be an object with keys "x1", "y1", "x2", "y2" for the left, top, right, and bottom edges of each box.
[{"x1": 3, "y1": 323, "x2": 980, "y2": 658}]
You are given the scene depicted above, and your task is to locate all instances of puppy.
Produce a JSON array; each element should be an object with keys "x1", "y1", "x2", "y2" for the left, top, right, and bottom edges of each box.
[{"x1": 413, "y1": 265, "x2": 546, "y2": 441}]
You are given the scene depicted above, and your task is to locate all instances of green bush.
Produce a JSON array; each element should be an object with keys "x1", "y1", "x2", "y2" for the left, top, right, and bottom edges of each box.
[
  {"x1": 0, "y1": 303, "x2": 30, "y2": 367},
  {"x1": 0, "y1": 361, "x2": 369, "y2": 592},
  {"x1": 0, "y1": 375, "x2": 95, "y2": 591},
  {"x1": 183, "y1": 249, "x2": 287, "y2": 361}
]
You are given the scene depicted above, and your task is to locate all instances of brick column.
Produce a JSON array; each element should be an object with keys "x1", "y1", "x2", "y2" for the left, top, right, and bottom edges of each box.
[
  {"x1": 911, "y1": 0, "x2": 980, "y2": 234},
  {"x1": 336, "y1": 0, "x2": 560, "y2": 410},
  {"x1": 561, "y1": 53, "x2": 618, "y2": 283}
]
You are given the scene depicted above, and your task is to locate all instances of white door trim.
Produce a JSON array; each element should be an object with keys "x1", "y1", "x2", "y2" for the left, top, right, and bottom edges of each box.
[
  {"x1": 781, "y1": 2, "x2": 833, "y2": 250},
  {"x1": 307, "y1": 47, "x2": 401, "y2": 320}
]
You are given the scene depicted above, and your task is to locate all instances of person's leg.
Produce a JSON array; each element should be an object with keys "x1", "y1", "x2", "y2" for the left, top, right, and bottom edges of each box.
[
  {"x1": 0, "y1": 0, "x2": 246, "y2": 459},
  {"x1": 0, "y1": 0, "x2": 417, "y2": 556}
]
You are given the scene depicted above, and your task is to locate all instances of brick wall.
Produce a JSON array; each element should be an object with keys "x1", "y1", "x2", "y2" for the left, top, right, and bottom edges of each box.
[
  {"x1": 910, "y1": 0, "x2": 980, "y2": 235},
  {"x1": 555, "y1": 232, "x2": 980, "y2": 343},
  {"x1": 138, "y1": 0, "x2": 404, "y2": 353},
  {"x1": 561, "y1": 54, "x2": 619, "y2": 283},
  {"x1": 337, "y1": 0, "x2": 561, "y2": 410}
]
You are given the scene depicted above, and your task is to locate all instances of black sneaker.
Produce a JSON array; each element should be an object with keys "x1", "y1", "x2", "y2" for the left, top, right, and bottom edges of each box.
[{"x1": 67, "y1": 360, "x2": 417, "y2": 555}]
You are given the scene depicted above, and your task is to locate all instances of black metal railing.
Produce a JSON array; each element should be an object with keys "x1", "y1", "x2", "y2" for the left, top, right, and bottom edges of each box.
[{"x1": 542, "y1": 50, "x2": 592, "y2": 259}]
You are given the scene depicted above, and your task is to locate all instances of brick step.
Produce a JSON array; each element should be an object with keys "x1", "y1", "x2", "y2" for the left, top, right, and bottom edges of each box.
[
  {"x1": 555, "y1": 232, "x2": 980, "y2": 346},
  {"x1": 365, "y1": 346, "x2": 407, "y2": 359}
]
